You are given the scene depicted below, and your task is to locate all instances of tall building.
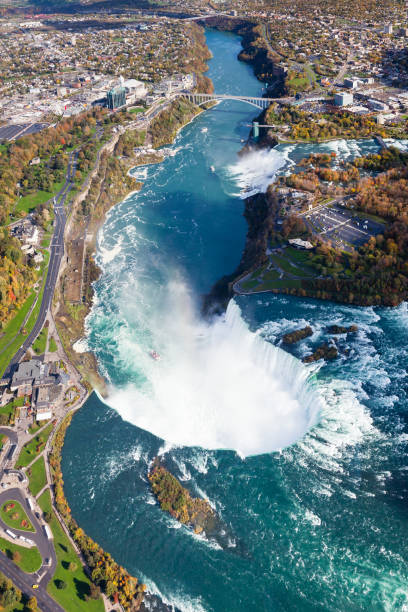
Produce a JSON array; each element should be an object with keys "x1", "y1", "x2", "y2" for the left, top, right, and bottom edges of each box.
[
  {"x1": 106, "y1": 86, "x2": 126, "y2": 110},
  {"x1": 334, "y1": 92, "x2": 353, "y2": 107}
]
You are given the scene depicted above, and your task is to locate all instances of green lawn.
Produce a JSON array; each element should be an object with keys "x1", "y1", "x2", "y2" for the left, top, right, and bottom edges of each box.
[
  {"x1": 0, "y1": 251, "x2": 50, "y2": 377},
  {"x1": 13, "y1": 181, "x2": 64, "y2": 216},
  {"x1": 32, "y1": 326, "x2": 48, "y2": 355},
  {"x1": 38, "y1": 490, "x2": 104, "y2": 612},
  {"x1": 256, "y1": 278, "x2": 302, "y2": 291},
  {"x1": 129, "y1": 106, "x2": 145, "y2": 114},
  {"x1": 15, "y1": 423, "x2": 54, "y2": 469},
  {"x1": 0, "y1": 536, "x2": 41, "y2": 573},
  {"x1": 0, "y1": 397, "x2": 25, "y2": 427},
  {"x1": 27, "y1": 456, "x2": 47, "y2": 497},
  {"x1": 0, "y1": 291, "x2": 37, "y2": 354},
  {"x1": 48, "y1": 336, "x2": 57, "y2": 352},
  {"x1": 241, "y1": 279, "x2": 259, "y2": 290},
  {"x1": 1, "y1": 501, "x2": 34, "y2": 532}
]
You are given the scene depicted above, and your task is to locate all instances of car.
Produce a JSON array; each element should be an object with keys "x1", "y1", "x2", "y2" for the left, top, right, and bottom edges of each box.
[{"x1": 32, "y1": 584, "x2": 39, "y2": 589}]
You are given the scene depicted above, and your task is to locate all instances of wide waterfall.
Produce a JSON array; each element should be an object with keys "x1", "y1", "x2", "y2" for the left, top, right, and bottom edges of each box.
[{"x1": 106, "y1": 292, "x2": 322, "y2": 457}]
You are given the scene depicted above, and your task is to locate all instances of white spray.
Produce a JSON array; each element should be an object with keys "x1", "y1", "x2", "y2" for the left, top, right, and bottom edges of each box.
[{"x1": 105, "y1": 279, "x2": 322, "y2": 457}]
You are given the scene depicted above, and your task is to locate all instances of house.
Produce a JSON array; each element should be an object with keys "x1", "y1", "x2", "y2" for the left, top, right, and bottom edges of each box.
[{"x1": 289, "y1": 238, "x2": 314, "y2": 250}]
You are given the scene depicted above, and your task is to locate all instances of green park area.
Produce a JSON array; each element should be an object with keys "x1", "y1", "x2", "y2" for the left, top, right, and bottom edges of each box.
[
  {"x1": 240, "y1": 247, "x2": 317, "y2": 293},
  {"x1": 0, "y1": 250, "x2": 50, "y2": 377},
  {"x1": 129, "y1": 106, "x2": 145, "y2": 114},
  {"x1": 32, "y1": 326, "x2": 48, "y2": 355},
  {"x1": 0, "y1": 397, "x2": 25, "y2": 427},
  {"x1": 0, "y1": 501, "x2": 34, "y2": 532},
  {"x1": 49, "y1": 336, "x2": 58, "y2": 352},
  {"x1": 13, "y1": 181, "x2": 64, "y2": 217},
  {"x1": 15, "y1": 423, "x2": 54, "y2": 469},
  {"x1": 0, "y1": 536, "x2": 41, "y2": 574},
  {"x1": 27, "y1": 455, "x2": 47, "y2": 497},
  {"x1": 38, "y1": 490, "x2": 104, "y2": 612}
]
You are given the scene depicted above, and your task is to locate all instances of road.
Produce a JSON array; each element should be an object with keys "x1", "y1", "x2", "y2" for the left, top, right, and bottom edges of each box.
[
  {"x1": 0, "y1": 488, "x2": 57, "y2": 583},
  {"x1": 4, "y1": 152, "x2": 78, "y2": 376},
  {"x1": 0, "y1": 550, "x2": 64, "y2": 612},
  {"x1": 0, "y1": 440, "x2": 63, "y2": 611}
]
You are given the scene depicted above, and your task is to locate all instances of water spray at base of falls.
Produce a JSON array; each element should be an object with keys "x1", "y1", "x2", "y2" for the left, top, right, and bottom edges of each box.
[{"x1": 105, "y1": 282, "x2": 322, "y2": 457}]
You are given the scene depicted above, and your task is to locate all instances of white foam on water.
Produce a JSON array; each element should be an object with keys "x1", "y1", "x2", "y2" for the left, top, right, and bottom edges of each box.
[
  {"x1": 227, "y1": 147, "x2": 287, "y2": 196},
  {"x1": 104, "y1": 282, "x2": 322, "y2": 457},
  {"x1": 72, "y1": 337, "x2": 89, "y2": 353},
  {"x1": 99, "y1": 235, "x2": 123, "y2": 265}
]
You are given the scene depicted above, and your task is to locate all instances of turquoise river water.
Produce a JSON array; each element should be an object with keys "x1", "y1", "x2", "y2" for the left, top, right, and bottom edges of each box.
[{"x1": 62, "y1": 30, "x2": 408, "y2": 611}]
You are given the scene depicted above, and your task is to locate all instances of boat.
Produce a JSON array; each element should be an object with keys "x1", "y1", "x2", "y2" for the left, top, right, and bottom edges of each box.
[
  {"x1": 210, "y1": 165, "x2": 215, "y2": 172},
  {"x1": 201, "y1": 127, "x2": 208, "y2": 133},
  {"x1": 150, "y1": 350, "x2": 160, "y2": 361}
]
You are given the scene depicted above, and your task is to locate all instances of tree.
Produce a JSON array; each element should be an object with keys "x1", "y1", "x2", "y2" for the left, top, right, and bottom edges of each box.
[
  {"x1": 68, "y1": 561, "x2": 77, "y2": 572},
  {"x1": 12, "y1": 551, "x2": 21, "y2": 563},
  {"x1": 56, "y1": 579, "x2": 67, "y2": 590},
  {"x1": 27, "y1": 595, "x2": 37, "y2": 610}
]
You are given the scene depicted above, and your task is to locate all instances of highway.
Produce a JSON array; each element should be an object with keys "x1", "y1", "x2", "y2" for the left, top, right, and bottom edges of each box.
[{"x1": 4, "y1": 152, "x2": 78, "y2": 376}]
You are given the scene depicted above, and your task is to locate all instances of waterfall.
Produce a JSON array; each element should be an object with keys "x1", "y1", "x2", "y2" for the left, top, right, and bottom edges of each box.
[{"x1": 106, "y1": 297, "x2": 322, "y2": 457}]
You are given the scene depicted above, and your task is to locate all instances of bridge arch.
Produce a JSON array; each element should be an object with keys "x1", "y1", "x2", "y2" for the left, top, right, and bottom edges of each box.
[{"x1": 181, "y1": 92, "x2": 274, "y2": 110}]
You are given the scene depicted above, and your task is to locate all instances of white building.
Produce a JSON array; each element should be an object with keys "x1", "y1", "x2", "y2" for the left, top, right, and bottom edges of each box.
[
  {"x1": 368, "y1": 98, "x2": 389, "y2": 112},
  {"x1": 122, "y1": 79, "x2": 147, "y2": 102},
  {"x1": 334, "y1": 92, "x2": 354, "y2": 106},
  {"x1": 289, "y1": 239, "x2": 314, "y2": 250}
]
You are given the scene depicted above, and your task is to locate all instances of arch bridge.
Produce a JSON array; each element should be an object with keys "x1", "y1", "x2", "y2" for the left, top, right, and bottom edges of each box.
[{"x1": 182, "y1": 92, "x2": 276, "y2": 110}]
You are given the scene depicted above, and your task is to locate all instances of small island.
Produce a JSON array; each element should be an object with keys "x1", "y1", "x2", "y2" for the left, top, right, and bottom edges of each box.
[{"x1": 148, "y1": 461, "x2": 217, "y2": 535}]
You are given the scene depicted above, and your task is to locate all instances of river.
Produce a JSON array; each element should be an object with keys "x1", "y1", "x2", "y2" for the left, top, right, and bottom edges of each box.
[{"x1": 62, "y1": 29, "x2": 408, "y2": 611}]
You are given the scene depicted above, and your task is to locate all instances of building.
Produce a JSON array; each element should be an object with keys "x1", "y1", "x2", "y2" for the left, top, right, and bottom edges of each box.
[
  {"x1": 334, "y1": 92, "x2": 354, "y2": 106},
  {"x1": 384, "y1": 24, "x2": 393, "y2": 34},
  {"x1": 289, "y1": 239, "x2": 314, "y2": 250},
  {"x1": 122, "y1": 79, "x2": 147, "y2": 103},
  {"x1": 344, "y1": 78, "x2": 361, "y2": 89},
  {"x1": 368, "y1": 98, "x2": 389, "y2": 112},
  {"x1": 106, "y1": 86, "x2": 126, "y2": 110},
  {"x1": 10, "y1": 360, "x2": 50, "y2": 395}
]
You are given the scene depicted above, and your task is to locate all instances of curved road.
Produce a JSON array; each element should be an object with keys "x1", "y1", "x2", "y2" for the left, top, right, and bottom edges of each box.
[{"x1": 0, "y1": 487, "x2": 63, "y2": 612}]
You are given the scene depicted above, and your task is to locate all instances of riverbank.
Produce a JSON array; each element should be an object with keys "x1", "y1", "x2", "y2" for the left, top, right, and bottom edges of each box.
[{"x1": 53, "y1": 101, "x2": 206, "y2": 397}]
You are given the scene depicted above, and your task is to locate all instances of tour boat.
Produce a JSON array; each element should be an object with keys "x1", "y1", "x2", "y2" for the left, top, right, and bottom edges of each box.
[
  {"x1": 210, "y1": 165, "x2": 215, "y2": 172},
  {"x1": 150, "y1": 350, "x2": 160, "y2": 361},
  {"x1": 201, "y1": 127, "x2": 208, "y2": 133}
]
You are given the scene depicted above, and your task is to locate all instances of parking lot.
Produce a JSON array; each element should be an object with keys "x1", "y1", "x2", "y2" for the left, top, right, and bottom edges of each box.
[
  {"x1": 304, "y1": 203, "x2": 385, "y2": 251},
  {"x1": 0, "y1": 122, "x2": 49, "y2": 142}
]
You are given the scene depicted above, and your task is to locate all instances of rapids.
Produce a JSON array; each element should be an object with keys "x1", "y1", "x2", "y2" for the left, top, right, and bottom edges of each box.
[{"x1": 61, "y1": 29, "x2": 408, "y2": 612}]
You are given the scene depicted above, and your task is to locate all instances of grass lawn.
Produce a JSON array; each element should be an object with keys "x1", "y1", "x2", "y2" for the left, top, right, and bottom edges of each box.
[
  {"x1": 241, "y1": 279, "x2": 259, "y2": 290},
  {"x1": 270, "y1": 254, "x2": 301, "y2": 275},
  {"x1": 38, "y1": 490, "x2": 104, "y2": 612},
  {"x1": 0, "y1": 291, "x2": 37, "y2": 354},
  {"x1": 0, "y1": 397, "x2": 25, "y2": 427},
  {"x1": 256, "y1": 278, "x2": 302, "y2": 291},
  {"x1": 14, "y1": 181, "x2": 64, "y2": 216},
  {"x1": 0, "y1": 251, "x2": 50, "y2": 377},
  {"x1": 0, "y1": 536, "x2": 41, "y2": 573},
  {"x1": 28, "y1": 420, "x2": 44, "y2": 436},
  {"x1": 48, "y1": 336, "x2": 57, "y2": 352},
  {"x1": 1, "y1": 501, "x2": 34, "y2": 532},
  {"x1": 15, "y1": 423, "x2": 54, "y2": 469},
  {"x1": 27, "y1": 456, "x2": 47, "y2": 497},
  {"x1": 129, "y1": 106, "x2": 145, "y2": 114},
  {"x1": 32, "y1": 326, "x2": 48, "y2": 355}
]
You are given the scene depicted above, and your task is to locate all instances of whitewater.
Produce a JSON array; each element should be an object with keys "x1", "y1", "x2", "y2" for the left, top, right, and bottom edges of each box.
[{"x1": 61, "y1": 29, "x2": 408, "y2": 612}]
